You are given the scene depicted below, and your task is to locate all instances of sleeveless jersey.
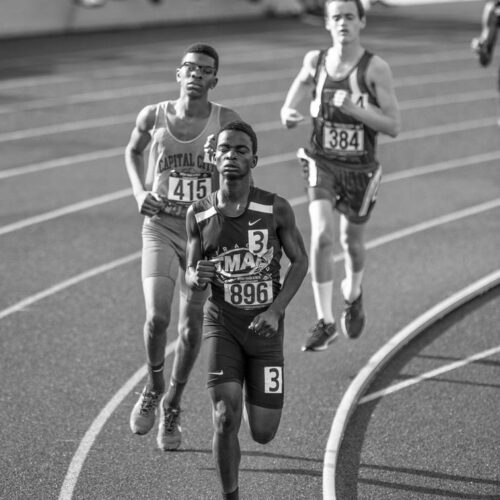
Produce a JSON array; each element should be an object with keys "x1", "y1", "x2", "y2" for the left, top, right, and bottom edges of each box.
[
  {"x1": 192, "y1": 187, "x2": 282, "y2": 312},
  {"x1": 309, "y1": 50, "x2": 379, "y2": 169},
  {"x1": 145, "y1": 101, "x2": 221, "y2": 220}
]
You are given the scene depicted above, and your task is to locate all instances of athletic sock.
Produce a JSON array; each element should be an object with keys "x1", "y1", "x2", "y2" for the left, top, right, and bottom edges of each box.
[
  {"x1": 164, "y1": 378, "x2": 186, "y2": 409},
  {"x1": 342, "y1": 270, "x2": 364, "y2": 303},
  {"x1": 146, "y1": 362, "x2": 165, "y2": 394},
  {"x1": 222, "y1": 487, "x2": 239, "y2": 500},
  {"x1": 311, "y1": 281, "x2": 335, "y2": 324}
]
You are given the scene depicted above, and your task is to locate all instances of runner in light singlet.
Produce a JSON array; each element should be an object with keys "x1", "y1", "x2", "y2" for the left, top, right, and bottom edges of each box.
[
  {"x1": 124, "y1": 43, "x2": 241, "y2": 451},
  {"x1": 185, "y1": 121, "x2": 308, "y2": 500},
  {"x1": 281, "y1": 0, "x2": 400, "y2": 351}
]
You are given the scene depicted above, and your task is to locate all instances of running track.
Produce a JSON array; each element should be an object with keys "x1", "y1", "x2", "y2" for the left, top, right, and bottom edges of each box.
[{"x1": 1, "y1": 3, "x2": 499, "y2": 499}]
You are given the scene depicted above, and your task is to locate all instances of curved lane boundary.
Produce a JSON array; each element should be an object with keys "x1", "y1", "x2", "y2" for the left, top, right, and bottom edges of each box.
[{"x1": 322, "y1": 268, "x2": 500, "y2": 500}]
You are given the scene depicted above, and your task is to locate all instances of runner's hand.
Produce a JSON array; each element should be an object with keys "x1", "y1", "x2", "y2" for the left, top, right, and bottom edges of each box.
[
  {"x1": 194, "y1": 259, "x2": 217, "y2": 289},
  {"x1": 248, "y1": 310, "x2": 280, "y2": 338},
  {"x1": 203, "y1": 134, "x2": 216, "y2": 165},
  {"x1": 280, "y1": 107, "x2": 305, "y2": 129},
  {"x1": 333, "y1": 90, "x2": 355, "y2": 114},
  {"x1": 137, "y1": 191, "x2": 165, "y2": 216}
]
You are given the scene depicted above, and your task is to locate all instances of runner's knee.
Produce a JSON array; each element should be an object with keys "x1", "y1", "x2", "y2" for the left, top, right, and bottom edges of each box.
[
  {"x1": 248, "y1": 424, "x2": 277, "y2": 444},
  {"x1": 144, "y1": 311, "x2": 170, "y2": 335},
  {"x1": 213, "y1": 400, "x2": 239, "y2": 435},
  {"x1": 311, "y1": 228, "x2": 335, "y2": 251}
]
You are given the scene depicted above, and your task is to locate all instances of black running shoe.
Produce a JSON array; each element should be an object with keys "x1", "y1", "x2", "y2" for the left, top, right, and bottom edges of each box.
[
  {"x1": 471, "y1": 37, "x2": 494, "y2": 67},
  {"x1": 301, "y1": 319, "x2": 338, "y2": 352},
  {"x1": 341, "y1": 292, "x2": 366, "y2": 339}
]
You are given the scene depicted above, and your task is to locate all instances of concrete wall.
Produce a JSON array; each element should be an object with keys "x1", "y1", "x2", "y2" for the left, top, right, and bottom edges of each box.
[{"x1": 0, "y1": 0, "x2": 275, "y2": 38}]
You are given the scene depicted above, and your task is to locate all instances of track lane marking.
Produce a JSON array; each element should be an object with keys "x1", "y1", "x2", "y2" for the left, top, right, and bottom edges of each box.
[
  {"x1": 2, "y1": 149, "x2": 499, "y2": 236},
  {"x1": 54, "y1": 210, "x2": 500, "y2": 500},
  {"x1": 0, "y1": 69, "x2": 492, "y2": 140},
  {"x1": 359, "y1": 345, "x2": 500, "y2": 404},
  {"x1": 0, "y1": 189, "x2": 131, "y2": 237},
  {"x1": 322, "y1": 270, "x2": 500, "y2": 500},
  {"x1": 4, "y1": 197, "x2": 499, "y2": 325},
  {"x1": 0, "y1": 253, "x2": 140, "y2": 321},
  {"x1": 0, "y1": 46, "x2": 479, "y2": 93}
]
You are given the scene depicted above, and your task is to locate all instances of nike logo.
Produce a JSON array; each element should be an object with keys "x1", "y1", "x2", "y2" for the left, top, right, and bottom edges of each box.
[
  {"x1": 249, "y1": 219, "x2": 261, "y2": 226},
  {"x1": 209, "y1": 370, "x2": 224, "y2": 376}
]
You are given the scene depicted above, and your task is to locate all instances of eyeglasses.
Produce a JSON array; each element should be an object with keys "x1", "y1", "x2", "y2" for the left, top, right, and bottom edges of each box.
[{"x1": 180, "y1": 62, "x2": 216, "y2": 76}]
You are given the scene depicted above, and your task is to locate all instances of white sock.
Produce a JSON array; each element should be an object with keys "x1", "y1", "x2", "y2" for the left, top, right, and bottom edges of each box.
[
  {"x1": 312, "y1": 281, "x2": 335, "y2": 324},
  {"x1": 342, "y1": 271, "x2": 364, "y2": 303}
]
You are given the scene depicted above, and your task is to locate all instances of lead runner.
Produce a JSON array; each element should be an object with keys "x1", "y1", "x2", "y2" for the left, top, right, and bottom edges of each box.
[
  {"x1": 185, "y1": 121, "x2": 308, "y2": 499},
  {"x1": 280, "y1": 0, "x2": 400, "y2": 351}
]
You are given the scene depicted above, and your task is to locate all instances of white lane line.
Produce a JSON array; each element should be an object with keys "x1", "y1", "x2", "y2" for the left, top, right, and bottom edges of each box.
[
  {"x1": 56, "y1": 218, "x2": 500, "y2": 500},
  {"x1": 0, "y1": 67, "x2": 492, "y2": 141},
  {"x1": 2, "y1": 149, "x2": 500, "y2": 236},
  {"x1": 3, "y1": 138, "x2": 500, "y2": 184},
  {"x1": 3, "y1": 196, "x2": 498, "y2": 324},
  {"x1": 0, "y1": 45, "x2": 480, "y2": 99},
  {"x1": 0, "y1": 252, "x2": 140, "y2": 321},
  {"x1": 0, "y1": 201, "x2": 488, "y2": 497},
  {"x1": 0, "y1": 189, "x2": 131, "y2": 237},
  {"x1": 364, "y1": 198, "x2": 500, "y2": 250},
  {"x1": 57, "y1": 340, "x2": 175, "y2": 500},
  {"x1": 0, "y1": 148, "x2": 123, "y2": 180},
  {"x1": 322, "y1": 269, "x2": 500, "y2": 500},
  {"x1": 4, "y1": 198, "x2": 498, "y2": 324},
  {"x1": 359, "y1": 345, "x2": 500, "y2": 404}
]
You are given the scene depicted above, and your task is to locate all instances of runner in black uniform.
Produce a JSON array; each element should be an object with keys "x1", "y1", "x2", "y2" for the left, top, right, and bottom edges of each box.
[
  {"x1": 471, "y1": 0, "x2": 500, "y2": 126},
  {"x1": 186, "y1": 121, "x2": 308, "y2": 500},
  {"x1": 472, "y1": 0, "x2": 500, "y2": 67},
  {"x1": 281, "y1": 0, "x2": 400, "y2": 351}
]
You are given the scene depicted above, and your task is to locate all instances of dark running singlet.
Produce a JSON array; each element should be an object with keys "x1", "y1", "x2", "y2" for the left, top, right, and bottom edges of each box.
[
  {"x1": 309, "y1": 50, "x2": 379, "y2": 169},
  {"x1": 192, "y1": 187, "x2": 282, "y2": 312}
]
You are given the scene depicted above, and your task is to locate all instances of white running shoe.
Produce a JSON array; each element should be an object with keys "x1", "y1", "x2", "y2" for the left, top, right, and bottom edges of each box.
[
  {"x1": 157, "y1": 401, "x2": 182, "y2": 451},
  {"x1": 129, "y1": 387, "x2": 162, "y2": 435}
]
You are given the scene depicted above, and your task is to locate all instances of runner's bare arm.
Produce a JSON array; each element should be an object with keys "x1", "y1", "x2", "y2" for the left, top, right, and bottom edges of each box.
[
  {"x1": 185, "y1": 206, "x2": 216, "y2": 290},
  {"x1": 280, "y1": 50, "x2": 319, "y2": 128},
  {"x1": 336, "y1": 56, "x2": 401, "y2": 137},
  {"x1": 249, "y1": 197, "x2": 308, "y2": 336},
  {"x1": 124, "y1": 105, "x2": 165, "y2": 215}
]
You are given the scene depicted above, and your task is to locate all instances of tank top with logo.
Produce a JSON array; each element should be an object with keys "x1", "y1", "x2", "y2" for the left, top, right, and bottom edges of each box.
[
  {"x1": 145, "y1": 101, "x2": 221, "y2": 220},
  {"x1": 192, "y1": 187, "x2": 282, "y2": 312},
  {"x1": 309, "y1": 50, "x2": 379, "y2": 169}
]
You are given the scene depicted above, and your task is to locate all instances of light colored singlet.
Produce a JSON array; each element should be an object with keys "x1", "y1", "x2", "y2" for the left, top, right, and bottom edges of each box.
[{"x1": 145, "y1": 101, "x2": 222, "y2": 219}]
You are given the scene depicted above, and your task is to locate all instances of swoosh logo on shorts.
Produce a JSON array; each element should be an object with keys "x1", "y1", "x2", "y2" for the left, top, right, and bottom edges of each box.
[
  {"x1": 249, "y1": 219, "x2": 261, "y2": 226},
  {"x1": 209, "y1": 370, "x2": 224, "y2": 376}
]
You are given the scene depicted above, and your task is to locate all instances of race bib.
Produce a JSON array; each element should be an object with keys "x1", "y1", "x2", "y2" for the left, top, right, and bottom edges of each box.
[
  {"x1": 167, "y1": 172, "x2": 212, "y2": 204},
  {"x1": 223, "y1": 280, "x2": 273, "y2": 309},
  {"x1": 323, "y1": 123, "x2": 364, "y2": 154}
]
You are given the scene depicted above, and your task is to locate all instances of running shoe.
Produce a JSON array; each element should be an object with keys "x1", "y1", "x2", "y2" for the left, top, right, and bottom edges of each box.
[
  {"x1": 341, "y1": 292, "x2": 366, "y2": 339},
  {"x1": 129, "y1": 387, "x2": 162, "y2": 435},
  {"x1": 301, "y1": 319, "x2": 338, "y2": 352},
  {"x1": 157, "y1": 402, "x2": 182, "y2": 451},
  {"x1": 471, "y1": 37, "x2": 494, "y2": 67}
]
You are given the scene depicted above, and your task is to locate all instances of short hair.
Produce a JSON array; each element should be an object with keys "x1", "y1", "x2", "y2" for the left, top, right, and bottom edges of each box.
[
  {"x1": 325, "y1": 0, "x2": 365, "y2": 19},
  {"x1": 183, "y1": 43, "x2": 219, "y2": 73},
  {"x1": 216, "y1": 121, "x2": 258, "y2": 155}
]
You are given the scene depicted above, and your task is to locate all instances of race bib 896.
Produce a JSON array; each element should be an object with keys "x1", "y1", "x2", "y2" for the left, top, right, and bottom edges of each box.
[{"x1": 224, "y1": 280, "x2": 273, "y2": 309}]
